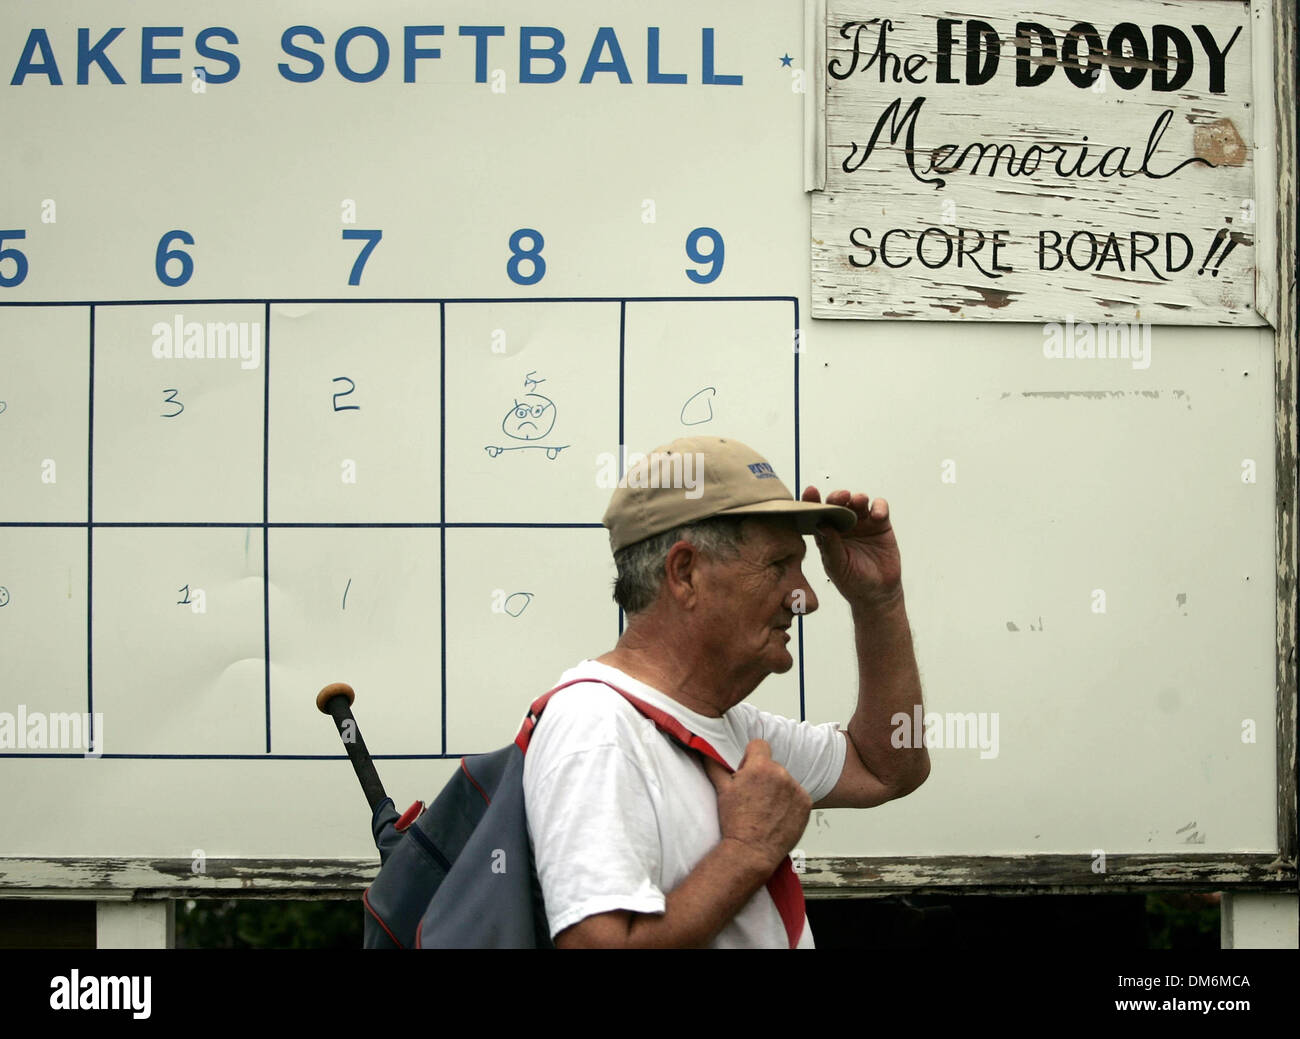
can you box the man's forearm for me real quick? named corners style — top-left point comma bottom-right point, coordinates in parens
top-left (846, 591), bottom-right (929, 793)
top-left (557, 837), bottom-right (776, 949)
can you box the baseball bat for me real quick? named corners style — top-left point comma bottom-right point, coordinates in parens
top-left (316, 681), bottom-right (389, 812)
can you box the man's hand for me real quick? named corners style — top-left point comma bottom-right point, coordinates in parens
top-left (704, 739), bottom-right (811, 874)
top-left (801, 486), bottom-right (903, 611)
top-left (554, 740), bottom-right (811, 949)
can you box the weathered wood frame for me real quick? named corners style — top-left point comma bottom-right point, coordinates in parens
top-left (0, 0), bottom-right (1293, 903)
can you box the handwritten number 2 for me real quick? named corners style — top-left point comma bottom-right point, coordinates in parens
top-left (332, 377), bottom-right (359, 411)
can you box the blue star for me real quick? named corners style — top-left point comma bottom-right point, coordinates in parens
top-left (779, 54), bottom-right (793, 67)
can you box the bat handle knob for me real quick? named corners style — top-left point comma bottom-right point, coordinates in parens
top-left (316, 681), bottom-right (355, 715)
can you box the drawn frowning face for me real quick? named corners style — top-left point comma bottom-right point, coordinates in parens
top-left (502, 394), bottom-right (555, 441)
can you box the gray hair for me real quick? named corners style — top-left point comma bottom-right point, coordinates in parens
top-left (612, 516), bottom-right (749, 614)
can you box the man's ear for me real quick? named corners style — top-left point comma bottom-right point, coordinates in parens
top-left (662, 540), bottom-right (702, 608)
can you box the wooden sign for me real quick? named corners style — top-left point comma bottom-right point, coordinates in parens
top-left (811, 1), bottom-right (1260, 324)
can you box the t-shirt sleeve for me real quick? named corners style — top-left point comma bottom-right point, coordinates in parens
top-left (524, 693), bottom-right (668, 939)
top-left (738, 705), bottom-right (847, 804)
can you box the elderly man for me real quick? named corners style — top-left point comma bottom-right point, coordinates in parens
top-left (522, 435), bottom-right (929, 948)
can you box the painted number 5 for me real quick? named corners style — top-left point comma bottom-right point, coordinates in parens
top-left (0, 230), bottom-right (28, 287)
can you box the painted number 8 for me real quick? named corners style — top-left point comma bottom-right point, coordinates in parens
top-left (507, 228), bottom-right (545, 285)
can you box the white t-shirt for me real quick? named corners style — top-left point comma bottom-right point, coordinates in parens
top-left (522, 659), bottom-right (847, 949)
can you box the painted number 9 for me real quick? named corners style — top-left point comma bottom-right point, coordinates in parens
top-left (155, 230), bottom-right (195, 287)
top-left (685, 227), bottom-right (724, 284)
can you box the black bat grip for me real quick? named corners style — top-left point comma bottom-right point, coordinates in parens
top-left (316, 683), bottom-right (389, 812)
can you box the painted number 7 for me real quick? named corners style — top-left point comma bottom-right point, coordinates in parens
top-left (343, 229), bottom-right (382, 286)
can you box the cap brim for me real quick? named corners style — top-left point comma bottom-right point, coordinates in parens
top-left (712, 499), bottom-right (858, 535)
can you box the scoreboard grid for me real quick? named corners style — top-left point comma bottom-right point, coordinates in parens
top-left (0, 293), bottom-right (803, 761)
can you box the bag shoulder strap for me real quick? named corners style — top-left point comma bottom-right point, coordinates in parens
top-left (514, 677), bottom-right (727, 771)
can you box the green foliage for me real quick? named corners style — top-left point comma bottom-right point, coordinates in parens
top-left (176, 898), bottom-right (363, 949)
top-left (1145, 893), bottom-right (1220, 949)
top-left (174, 892), bottom-right (1221, 949)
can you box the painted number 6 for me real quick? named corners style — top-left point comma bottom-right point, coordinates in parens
top-left (156, 230), bottom-right (195, 287)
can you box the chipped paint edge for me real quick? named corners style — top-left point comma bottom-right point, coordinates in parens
top-left (0, 853), bottom-right (1294, 900)
top-left (1271, 0), bottom-right (1298, 872)
top-left (1253, 0), bottom-right (1279, 327)
top-left (801, 853), bottom-right (1296, 896)
top-left (803, 0), bottom-right (828, 193)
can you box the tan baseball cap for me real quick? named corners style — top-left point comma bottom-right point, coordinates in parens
top-left (602, 436), bottom-right (858, 552)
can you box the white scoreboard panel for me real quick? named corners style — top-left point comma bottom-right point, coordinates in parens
top-left (0, 0), bottom-right (1288, 894)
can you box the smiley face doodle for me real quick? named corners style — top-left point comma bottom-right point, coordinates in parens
top-left (502, 394), bottom-right (556, 441)
top-left (0, 586), bottom-right (9, 608)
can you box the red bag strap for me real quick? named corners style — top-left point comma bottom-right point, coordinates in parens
top-left (514, 676), bottom-right (806, 948)
top-left (515, 677), bottom-right (725, 768)
top-left (514, 678), bottom-right (600, 752)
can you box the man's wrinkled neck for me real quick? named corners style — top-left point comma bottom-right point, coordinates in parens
top-left (597, 620), bottom-right (759, 718)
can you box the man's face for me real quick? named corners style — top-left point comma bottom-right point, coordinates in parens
top-left (692, 518), bottom-right (819, 686)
